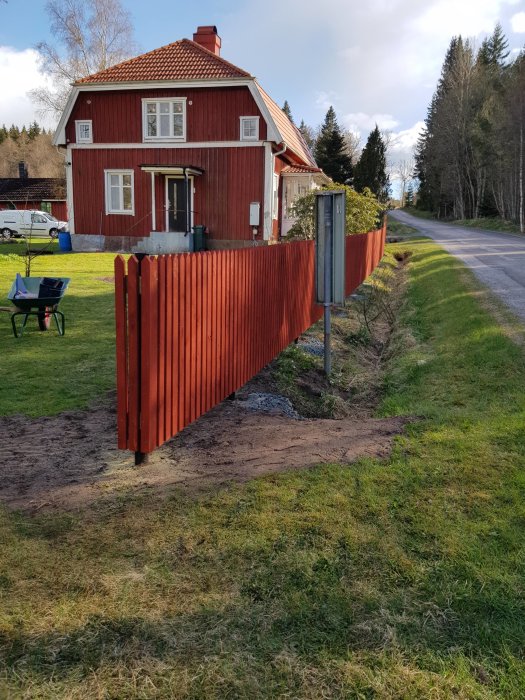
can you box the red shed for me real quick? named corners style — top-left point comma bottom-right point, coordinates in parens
top-left (53, 26), bottom-right (324, 253)
top-left (0, 166), bottom-right (67, 222)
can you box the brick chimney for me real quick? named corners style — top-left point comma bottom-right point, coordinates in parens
top-left (193, 26), bottom-right (221, 56)
top-left (18, 161), bottom-right (28, 179)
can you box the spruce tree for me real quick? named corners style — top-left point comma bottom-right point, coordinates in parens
top-left (405, 184), bottom-right (415, 208)
top-left (8, 124), bottom-right (20, 141)
top-left (28, 121), bottom-right (41, 140)
top-left (353, 125), bottom-right (389, 202)
top-left (282, 100), bottom-right (294, 123)
top-left (314, 106), bottom-right (353, 183)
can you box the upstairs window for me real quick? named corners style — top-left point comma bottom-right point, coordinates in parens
top-left (143, 98), bottom-right (186, 141)
top-left (240, 116), bottom-right (259, 141)
top-left (105, 170), bottom-right (134, 215)
top-left (76, 120), bottom-right (92, 143)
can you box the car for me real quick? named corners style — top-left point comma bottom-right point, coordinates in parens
top-left (0, 209), bottom-right (68, 240)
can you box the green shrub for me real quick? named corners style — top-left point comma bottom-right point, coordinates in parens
top-left (287, 183), bottom-right (383, 240)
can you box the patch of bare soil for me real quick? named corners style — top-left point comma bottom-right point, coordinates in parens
top-left (0, 397), bottom-right (409, 512)
top-left (0, 255), bottom-right (412, 513)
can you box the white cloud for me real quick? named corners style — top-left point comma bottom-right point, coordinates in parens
top-left (0, 46), bottom-right (53, 127)
top-left (511, 11), bottom-right (525, 32)
top-left (389, 121), bottom-right (426, 156)
top-left (343, 112), bottom-right (400, 137)
top-left (413, 0), bottom-right (506, 39)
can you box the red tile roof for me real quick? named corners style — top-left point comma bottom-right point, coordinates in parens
top-left (255, 83), bottom-right (317, 167)
top-left (76, 39), bottom-right (252, 84)
top-left (281, 164), bottom-right (322, 174)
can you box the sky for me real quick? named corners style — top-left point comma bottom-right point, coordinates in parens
top-left (1, 0), bottom-right (525, 173)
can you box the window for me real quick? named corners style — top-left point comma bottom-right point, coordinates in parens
top-left (142, 99), bottom-right (186, 141)
top-left (31, 213), bottom-right (47, 223)
top-left (105, 170), bottom-right (134, 215)
top-left (40, 201), bottom-right (52, 214)
top-left (240, 116), bottom-right (259, 141)
top-left (76, 120), bottom-right (92, 143)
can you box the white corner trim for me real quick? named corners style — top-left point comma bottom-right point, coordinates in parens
top-left (65, 145), bottom-right (75, 234)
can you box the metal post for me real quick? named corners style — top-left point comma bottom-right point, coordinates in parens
top-left (323, 196), bottom-right (332, 375)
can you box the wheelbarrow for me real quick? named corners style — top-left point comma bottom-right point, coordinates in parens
top-left (6, 275), bottom-right (70, 338)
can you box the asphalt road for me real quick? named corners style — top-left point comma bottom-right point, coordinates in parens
top-left (390, 209), bottom-right (525, 323)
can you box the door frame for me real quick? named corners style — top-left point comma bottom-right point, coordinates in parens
top-left (164, 175), bottom-right (194, 233)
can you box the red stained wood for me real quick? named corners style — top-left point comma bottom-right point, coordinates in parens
top-left (115, 227), bottom-right (386, 452)
top-left (67, 86), bottom-right (267, 144)
top-left (114, 255), bottom-right (128, 449)
top-left (126, 256), bottom-right (140, 451)
top-left (71, 146), bottom-right (265, 243)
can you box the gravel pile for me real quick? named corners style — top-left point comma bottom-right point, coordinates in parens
top-left (239, 392), bottom-right (301, 419)
top-left (298, 338), bottom-right (324, 357)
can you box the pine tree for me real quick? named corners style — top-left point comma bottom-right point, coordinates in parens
top-left (282, 100), bottom-right (294, 123)
top-left (0, 124), bottom-right (7, 144)
top-left (314, 107), bottom-right (353, 183)
top-left (353, 125), bottom-right (389, 202)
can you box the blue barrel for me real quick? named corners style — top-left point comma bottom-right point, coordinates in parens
top-left (58, 231), bottom-right (72, 252)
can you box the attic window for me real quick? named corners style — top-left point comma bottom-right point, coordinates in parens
top-left (143, 98), bottom-right (186, 141)
top-left (76, 120), bottom-right (92, 143)
top-left (240, 116), bottom-right (259, 141)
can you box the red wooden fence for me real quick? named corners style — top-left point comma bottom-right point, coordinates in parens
top-left (115, 223), bottom-right (386, 454)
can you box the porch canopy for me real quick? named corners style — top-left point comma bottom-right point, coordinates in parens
top-left (139, 164), bottom-right (204, 233)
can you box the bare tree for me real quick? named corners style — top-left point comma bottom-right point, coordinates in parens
top-left (395, 159), bottom-right (415, 207)
top-left (31, 0), bottom-right (137, 121)
top-left (343, 129), bottom-right (361, 165)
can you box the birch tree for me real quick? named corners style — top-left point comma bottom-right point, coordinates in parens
top-left (31, 0), bottom-right (137, 121)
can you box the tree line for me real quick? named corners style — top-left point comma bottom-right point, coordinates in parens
top-left (0, 122), bottom-right (64, 178)
top-left (284, 102), bottom-right (390, 203)
top-left (415, 24), bottom-right (524, 232)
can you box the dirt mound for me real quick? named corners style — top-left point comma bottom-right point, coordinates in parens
top-left (0, 397), bottom-right (409, 512)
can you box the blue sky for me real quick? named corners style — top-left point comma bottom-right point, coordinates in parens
top-left (1, 0), bottom-right (525, 167)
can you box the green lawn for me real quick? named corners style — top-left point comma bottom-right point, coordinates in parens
top-left (1, 237), bottom-right (525, 697)
top-left (0, 249), bottom-right (117, 415)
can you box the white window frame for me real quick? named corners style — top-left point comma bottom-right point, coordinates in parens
top-left (142, 98), bottom-right (187, 142)
top-left (240, 116), bottom-right (260, 141)
top-left (104, 169), bottom-right (135, 215)
top-left (75, 120), bottom-right (93, 144)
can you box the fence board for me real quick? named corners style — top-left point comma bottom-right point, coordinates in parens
top-left (115, 226), bottom-right (386, 454)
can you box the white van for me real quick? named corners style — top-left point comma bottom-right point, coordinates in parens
top-left (0, 210), bottom-right (68, 240)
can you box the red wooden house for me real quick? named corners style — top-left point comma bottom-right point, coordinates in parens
top-left (53, 26), bottom-right (326, 253)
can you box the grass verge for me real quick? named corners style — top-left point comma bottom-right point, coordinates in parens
top-left (1, 235), bottom-right (525, 697)
top-left (453, 217), bottom-right (522, 235)
top-left (0, 249), bottom-right (117, 415)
